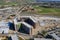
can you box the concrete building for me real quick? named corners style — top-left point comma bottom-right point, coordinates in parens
top-left (49, 33), bottom-right (60, 40)
top-left (13, 16), bottom-right (60, 35)
top-left (0, 20), bottom-right (15, 34)
top-left (14, 16), bottom-right (40, 35)
top-left (0, 21), bottom-right (9, 33)
top-left (20, 16), bottom-right (37, 28)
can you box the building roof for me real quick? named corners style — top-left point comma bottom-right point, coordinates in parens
top-left (0, 21), bottom-right (9, 27)
top-left (20, 16), bottom-right (37, 23)
top-left (0, 28), bottom-right (9, 33)
top-left (21, 22), bottom-right (32, 28)
top-left (39, 20), bottom-right (45, 26)
top-left (15, 21), bottom-right (32, 28)
top-left (11, 34), bottom-right (19, 40)
top-left (0, 21), bottom-right (9, 33)
top-left (50, 33), bottom-right (60, 40)
top-left (14, 18), bottom-right (18, 24)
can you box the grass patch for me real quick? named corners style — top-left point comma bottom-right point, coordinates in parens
top-left (17, 23), bottom-right (21, 28)
top-left (5, 2), bottom-right (18, 5)
top-left (0, 2), bottom-right (18, 6)
top-left (32, 5), bottom-right (60, 16)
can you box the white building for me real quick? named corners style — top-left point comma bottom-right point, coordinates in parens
top-left (0, 21), bottom-right (9, 33)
